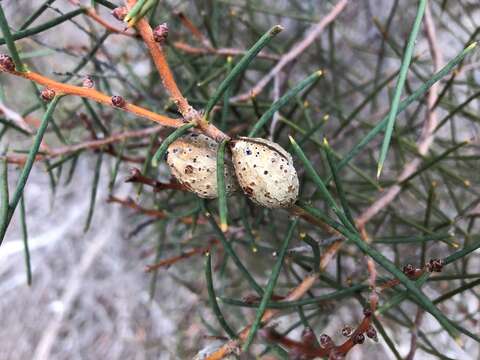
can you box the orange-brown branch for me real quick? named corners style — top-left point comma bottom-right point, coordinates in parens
top-left (175, 11), bottom-right (212, 49)
top-left (5, 70), bottom-right (183, 128)
top-left (126, 0), bottom-right (192, 117)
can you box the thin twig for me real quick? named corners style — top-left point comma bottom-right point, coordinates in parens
top-left (230, 0), bottom-right (348, 102)
top-left (205, 241), bottom-right (342, 359)
top-left (356, 2), bottom-right (443, 228)
top-left (173, 41), bottom-right (280, 60)
top-left (145, 239), bottom-right (219, 272)
top-left (2, 69), bottom-right (183, 128)
top-left (3, 126), bottom-right (164, 164)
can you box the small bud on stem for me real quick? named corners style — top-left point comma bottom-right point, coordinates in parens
top-left (153, 23), bottom-right (169, 43)
top-left (402, 264), bottom-right (416, 278)
top-left (427, 258), bottom-right (444, 272)
top-left (40, 88), bottom-right (56, 102)
top-left (111, 95), bottom-right (126, 108)
top-left (82, 76), bottom-right (94, 88)
top-left (352, 333), bottom-right (365, 345)
top-left (0, 54), bottom-right (15, 72)
top-left (112, 7), bottom-right (128, 21)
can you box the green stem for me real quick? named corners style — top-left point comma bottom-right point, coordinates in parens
top-left (299, 203), bottom-right (461, 342)
top-left (248, 70), bottom-right (322, 137)
top-left (216, 139), bottom-right (229, 232)
top-left (204, 25), bottom-right (283, 118)
top-left (242, 218), bottom-right (298, 351)
top-left (19, 195), bottom-right (32, 285)
top-left (0, 97), bottom-right (61, 246)
top-left (335, 42), bottom-right (477, 177)
top-left (0, 9), bottom-right (86, 46)
top-left (377, 0), bottom-right (427, 177)
top-left (205, 251), bottom-right (237, 338)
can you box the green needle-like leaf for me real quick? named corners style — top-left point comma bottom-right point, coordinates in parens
top-left (249, 70), bottom-right (322, 137)
top-left (0, 3), bottom-right (26, 71)
top-left (19, 195), bottom-right (32, 285)
top-left (125, 0), bottom-right (148, 22)
top-left (242, 218), bottom-right (298, 351)
top-left (216, 139), bottom-right (229, 232)
top-left (84, 151), bottom-right (103, 233)
top-left (0, 153), bottom-right (9, 241)
top-left (204, 203), bottom-right (264, 296)
top-left (0, 97), bottom-right (60, 246)
top-left (336, 41), bottom-right (477, 176)
top-left (377, 0), bottom-right (427, 178)
top-left (204, 25), bottom-right (283, 118)
top-left (205, 251), bottom-right (237, 338)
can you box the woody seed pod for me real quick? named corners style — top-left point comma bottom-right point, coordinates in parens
top-left (230, 137), bottom-right (299, 208)
top-left (166, 133), bottom-right (238, 199)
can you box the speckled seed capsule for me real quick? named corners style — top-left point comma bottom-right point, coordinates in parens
top-left (230, 137), bottom-right (299, 208)
top-left (166, 133), bottom-right (239, 199)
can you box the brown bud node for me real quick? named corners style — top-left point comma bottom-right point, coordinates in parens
top-left (0, 54), bottom-right (15, 72)
top-left (426, 258), bottom-right (444, 272)
top-left (319, 334), bottom-right (334, 349)
top-left (111, 95), bottom-right (126, 108)
top-left (341, 325), bottom-right (353, 337)
top-left (82, 76), bottom-right (94, 88)
top-left (40, 88), bottom-right (56, 102)
top-left (366, 325), bottom-right (378, 342)
top-left (153, 23), bottom-right (169, 43)
top-left (112, 7), bottom-right (128, 21)
top-left (352, 333), bottom-right (365, 345)
top-left (402, 263), bottom-right (416, 277)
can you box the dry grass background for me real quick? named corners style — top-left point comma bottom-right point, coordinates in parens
top-left (0, 1), bottom-right (479, 359)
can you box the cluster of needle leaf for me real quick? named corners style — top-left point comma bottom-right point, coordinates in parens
top-left (1, 1), bottom-right (479, 359)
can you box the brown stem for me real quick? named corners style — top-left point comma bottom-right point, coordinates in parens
top-left (108, 195), bottom-right (201, 225)
top-left (174, 11), bottom-right (212, 49)
top-left (173, 42), bottom-right (280, 61)
top-left (125, 168), bottom-right (187, 192)
top-left (145, 239), bottom-right (219, 272)
top-left (3, 69), bottom-right (183, 128)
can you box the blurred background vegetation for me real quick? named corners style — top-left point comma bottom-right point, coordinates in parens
top-left (0, 0), bottom-right (479, 359)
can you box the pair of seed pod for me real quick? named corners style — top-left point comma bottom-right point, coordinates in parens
top-left (165, 133), bottom-right (299, 208)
